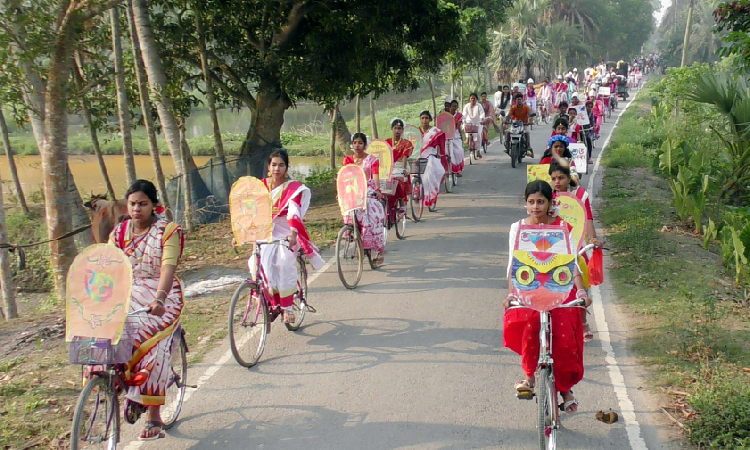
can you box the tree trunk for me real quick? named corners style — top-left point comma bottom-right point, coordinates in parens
top-left (73, 58), bottom-right (116, 200)
top-left (239, 84), bottom-right (290, 177)
top-left (110, 6), bottom-right (137, 185)
top-left (355, 94), bottom-right (361, 133)
top-left (130, 0), bottom-right (196, 175)
top-left (330, 103), bottom-right (337, 170)
top-left (369, 94), bottom-right (378, 139)
top-left (125, 0), bottom-right (170, 214)
top-left (195, 7), bottom-right (224, 161)
top-left (0, 107), bottom-right (29, 213)
top-left (43, 18), bottom-right (80, 301)
top-left (429, 75), bottom-right (437, 119)
top-left (0, 167), bottom-right (18, 319)
top-left (680, 0), bottom-right (694, 67)
top-left (333, 107), bottom-right (352, 152)
top-left (460, 75), bottom-right (464, 107)
top-left (178, 121), bottom-right (194, 232)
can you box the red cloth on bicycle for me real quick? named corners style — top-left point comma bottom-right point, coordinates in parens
top-left (588, 247), bottom-right (604, 286)
top-left (503, 217), bottom-right (584, 393)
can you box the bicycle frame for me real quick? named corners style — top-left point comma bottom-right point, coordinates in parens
top-left (242, 240), bottom-right (301, 326)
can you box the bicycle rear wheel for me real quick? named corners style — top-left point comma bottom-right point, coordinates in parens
top-left (336, 225), bottom-right (363, 289)
top-left (444, 173), bottom-right (452, 193)
top-left (70, 375), bottom-right (118, 450)
top-left (410, 179), bottom-right (424, 222)
top-left (537, 367), bottom-right (557, 450)
top-left (162, 330), bottom-right (187, 429)
top-left (285, 256), bottom-right (308, 331)
top-left (228, 282), bottom-right (268, 367)
top-left (395, 199), bottom-right (407, 240)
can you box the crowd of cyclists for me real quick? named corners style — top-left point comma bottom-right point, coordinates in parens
top-left (94, 55), bottom-right (653, 444)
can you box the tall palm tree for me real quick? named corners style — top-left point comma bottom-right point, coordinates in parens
top-left (549, 0), bottom-right (601, 40)
top-left (489, 0), bottom-right (550, 80)
top-left (537, 22), bottom-right (591, 75)
top-left (686, 0), bottom-right (722, 64)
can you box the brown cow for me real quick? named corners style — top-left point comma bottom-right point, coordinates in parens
top-left (84, 194), bottom-right (129, 243)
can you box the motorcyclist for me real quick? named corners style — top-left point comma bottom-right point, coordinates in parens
top-left (507, 94), bottom-right (533, 157)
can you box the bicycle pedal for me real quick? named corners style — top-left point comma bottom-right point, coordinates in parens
top-left (516, 391), bottom-right (536, 400)
top-left (185, 383), bottom-right (198, 389)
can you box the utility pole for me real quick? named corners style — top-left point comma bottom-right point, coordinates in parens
top-left (680, 0), bottom-right (694, 67)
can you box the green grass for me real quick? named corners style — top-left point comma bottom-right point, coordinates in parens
top-left (601, 88), bottom-right (750, 449)
top-left (3, 99), bottom-right (440, 158)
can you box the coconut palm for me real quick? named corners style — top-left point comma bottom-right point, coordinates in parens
top-left (686, 0), bottom-right (722, 64)
top-left (537, 22), bottom-right (591, 75)
top-left (489, 0), bottom-right (550, 80)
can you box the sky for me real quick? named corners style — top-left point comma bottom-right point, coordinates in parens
top-left (654, 0), bottom-right (672, 26)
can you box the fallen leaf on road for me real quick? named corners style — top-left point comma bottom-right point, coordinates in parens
top-left (596, 410), bottom-right (619, 424)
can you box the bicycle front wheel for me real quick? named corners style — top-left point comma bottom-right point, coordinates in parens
top-left (71, 375), bottom-right (118, 450)
top-left (285, 257), bottom-right (308, 331)
top-left (162, 330), bottom-right (187, 429)
top-left (537, 366), bottom-right (557, 450)
top-left (444, 172), bottom-right (452, 193)
top-left (395, 199), bottom-right (407, 240)
top-left (228, 282), bottom-right (268, 367)
top-left (336, 225), bottom-right (363, 289)
top-left (410, 179), bottom-right (424, 222)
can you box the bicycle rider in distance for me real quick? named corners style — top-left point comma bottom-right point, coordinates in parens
top-left (507, 94), bottom-right (534, 158)
top-left (502, 180), bottom-right (592, 414)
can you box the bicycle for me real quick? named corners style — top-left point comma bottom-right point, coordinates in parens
top-left (228, 240), bottom-right (309, 367)
top-left (69, 307), bottom-right (189, 449)
top-left (464, 123), bottom-right (481, 164)
top-left (335, 201), bottom-right (385, 288)
top-left (506, 243), bottom-right (596, 450)
top-left (382, 178), bottom-right (407, 240)
top-left (442, 149), bottom-right (454, 194)
top-left (408, 157), bottom-right (427, 222)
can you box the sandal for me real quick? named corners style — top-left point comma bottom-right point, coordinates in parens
top-left (560, 391), bottom-right (578, 415)
top-left (139, 421), bottom-right (165, 441)
top-left (583, 322), bottom-right (594, 343)
top-left (515, 379), bottom-right (534, 393)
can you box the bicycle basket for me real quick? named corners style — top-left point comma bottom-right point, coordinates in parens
top-left (380, 179), bottom-right (398, 195)
top-left (409, 158), bottom-right (428, 175)
top-left (464, 123), bottom-right (478, 134)
top-left (69, 323), bottom-right (139, 365)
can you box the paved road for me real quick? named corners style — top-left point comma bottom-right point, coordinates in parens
top-left (126, 92), bottom-right (682, 450)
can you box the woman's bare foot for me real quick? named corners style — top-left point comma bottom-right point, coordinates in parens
top-left (282, 311), bottom-right (295, 323)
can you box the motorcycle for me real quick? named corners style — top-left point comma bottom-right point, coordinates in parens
top-left (508, 120), bottom-right (527, 169)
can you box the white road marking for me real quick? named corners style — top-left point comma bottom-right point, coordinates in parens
top-left (122, 259), bottom-right (334, 449)
top-left (587, 95), bottom-right (650, 450)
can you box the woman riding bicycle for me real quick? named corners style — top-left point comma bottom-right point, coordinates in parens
top-left (549, 162), bottom-right (603, 342)
top-left (462, 93), bottom-right (485, 160)
top-left (418, 110), bottom-right (447, 207)
top-left (385, 118), bottom-right (414, 206)
top-left (449, 100), bottom-right (465, 177)
top-left (109, 180), bottom-right (183, 441)
top-left (503, 180), bottom-right (590, 414)
top-left (252, 150), bottom-right (325, 321)
top-left (343, 133), bottom-right (387, 264)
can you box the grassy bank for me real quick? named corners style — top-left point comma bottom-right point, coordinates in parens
top-left (599, 89), bottom-right (750, 448)
top-left (3, 98), bottom-right (442, 157)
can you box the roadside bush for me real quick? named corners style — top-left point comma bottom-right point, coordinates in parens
top-left (687, 363), bottom-right (750, 449)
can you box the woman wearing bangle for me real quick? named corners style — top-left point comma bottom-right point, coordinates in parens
top-left (342, 133), bottom-right (387, 265)
top-left (109, 180), bottom-right (184, 441)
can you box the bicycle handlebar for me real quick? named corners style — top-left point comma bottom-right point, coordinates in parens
top-left (507, 297), bottom-right (587, 311)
